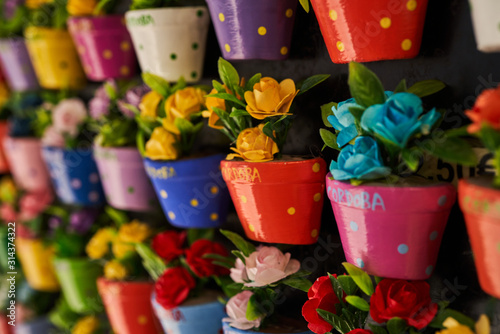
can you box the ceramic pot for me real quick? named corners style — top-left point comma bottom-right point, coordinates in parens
top-left (68, 15), bottom-right (137, 81)
top-left (94, 145), bottom-right (156, 211)
top-left (206, 0), bottom-right (297, 60)
top-left (0, 121), bottom-right (9, 173)
top-left (41, 147), bottom-right (105, 206)
top-left (97, 278), bottom-right (162, 334)
top-left (144, 154), bottom-right (229, 228)
top-left (221, 157), bottom-right (326, 245)
top-left (469, 0), bottom-right (500, 52)
top-left (24, 27), bottom-right (86, 89)
top-left (15, 317), bottom-right (55, 334)
top-left (52, 258), bottom-right (102, 313)
top-left (458, 176), bottom-right (500, 299)
top-left (2, 137), bottom-right (50, 192)
top-left (309, 0), bottom-right (428, 63)
top-left (0, 38), bottom-right (39, 91)
top-left (125, 6), bottom-right (209, 82)
top-left (326, 174), bottom-right (456, 280)
top-left (222, 320), bottom-right (313, 334)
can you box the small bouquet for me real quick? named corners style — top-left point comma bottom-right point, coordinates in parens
top-left (66, 0), bottom-right (117, 16)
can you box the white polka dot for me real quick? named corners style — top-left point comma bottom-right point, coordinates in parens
top-left (398, 244), bottom-right (409, 254)
top-left (350, 221), bottom-right (359, 232)
top-left (425, 265), bottom-right (433, 276)
top-left (71, 179), bottom-right (81, 189)
top-left (356, 258), bottom-right (365, 268)
top-left (430, 231), bottom-right (438, 241)
top-left (328, 186), bottom-right (331, 193)
top-left (89, 173), bottom-right (99, 183)
top-left (438, 195), bottom-right (447, 206)
top-left (89, 191), bottom-right (99, 202)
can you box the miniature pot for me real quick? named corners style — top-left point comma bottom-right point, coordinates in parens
top-left (309, 0), bottom-right (428, 63)
top-left (151, 292), bottom-right (225, 334)
top-left (0, 121), bottom-right (9, 173)
top-left (206, 0), bottom-right (297, 60)
top-left (458, 176), bottom-right (500, 299)
top-left (24, 27), bottom-right (86, 90)
top-left (0, 37), bottom-right (39, 91)
top-left (221, 157), bottom-right (326, 245)
top-left (68, 15), bottom-right (138, 81)
top-left (2, 137), bottom-right (50, 192)
top-left (52, 258), bottom-right (102, 314)
top-left (144, 154), bottom-right (229, 228)
top-left (469, 0), bottom-right (500, 52)
top-left (15, 317), bottom-right (55, 334)
top-left (326, 174), bottom-right (456, 280)
top-left (125, 6), bottom-right (209, 83)
top-left (41, 147), bottom-right (105, 206)
top-left (16, 237), bottom-right (59, 292)
top-left (222, 320), bottom-right (313, 334)
top-left (94, 145), bottom-right (156, 211)
top-left (97, 278), bottom-right (162, 334)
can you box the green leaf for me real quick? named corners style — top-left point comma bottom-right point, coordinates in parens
top-left (142, 72), bottom-right (170, 97)
top-left (369, 324), bottom-right (389, 334)
top-left (187, 228), bottom-right (214, 245)
top-left (428, 309), bottom-right (475, 330)
top-left (401, 147), bottom-right (422, 172)
top-left (479, 125), bottom-right (500, 152)
top-left (342, 262), bottom-right (374, 296)
top-left (174, 117), bottom-right (194, 136)
top-left (345, 296), bottom-right (370, 311)
top-left (281, 277), bottom-right (313, 292)
top-left (407, 80), bottom-right (446, 98)
top-left (329, 274), bottom-right (345, 303)
top-left (245, 73), bottom-right (262, 91)
top-left (105, 207), bottom-right (128, 226)
top-left (299, 0), bottom-right (310, 12)
top-left (320, 129), bottom-right (340, 151)
top-left (337, 275), bottom-right (358, 295)
top-left (394, 79), bottom-right (407, 93)
top-left (247, 294), bottom-right (265, 321)
top-left (423, 136), bottom-right (477, 166)
top-left (321, 102), bottom-right (336, 127)
top-left (212, 80), bottom-right (225, 93)
top-left (374, 276), bottom-right (384, 284)
top-left (220, 230), bottom-right (256, 257)
top-left (229, 109), bottom-right (251, 117)
top-left (297, 74), bottom-right (330, 96)
top-left (231, 250), bottom-right (246, 264)
top-left (206, 92), bottom-right (247, 108)
top-left (348, 105), bottom-right (366, 124)
top-left (171, 77), bottom-right (187, 93)
top-left (262, 122), bottom-right (276, 141)
top-left (218, 57), bottom-right (240, 94)
top-left (386, 317), bottom-right (407, 334)
top-left (317, 309), bottom-right (351, 334)
top-left (348, 62), bottom-right (386, 108)
top-left (135, 243), bottom-right (167, 280)
top-left (136, 130), bottom-right (146, 156)
top-left (104, 81), bottom-right (118, 100)
top-left (444, 126), bottom-right (470, 138)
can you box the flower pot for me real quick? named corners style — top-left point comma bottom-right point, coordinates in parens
top-left (326, 174), bottom-right (456, 280)
top-left (144, 154), bottom-right (229, 228)
top-left (0, 314), bottom-right (12, 334)
top-left (221, 157), bottom-right (326, 245)
top-left (41, 147), bottom-right (105, 206)
top-left (2, 137), bottom-right (50, 192)
top-left (469, 1), bottom-right (500, 52)
top-left (16, 237), bottom-right (59, 292)
top-left (0, 122), bottom-right (9, 173)
top-left (97, 278), bottom-right (162, 334)
top-left (222, 320), bottom-right (313, 334)
top-left (458, 176), bottom-right (500, 299)
top-left (24, 27), bottom-right (86, 90)
top-left (52, 258), bottom-right (102, 313)
top-left (68, 15), bottom-right (138, 81)
top-left (206, 0), bottom-right (297, 60)
top-left (309, 0), bottom-right (428, 63)
top-left (15, 317), bottom-right (55, 334)
top-left (151, 292), bottom-right (225, 334)
top-left (125, 6), bottom-right (209, 83)
top-left (0, 38), bottom-right (39, 91)
top-left (94, 146), bottom-right (156, 211)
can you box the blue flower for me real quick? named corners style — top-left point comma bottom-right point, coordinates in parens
top-left (330, 136), bottom-right (391, 181)
top-left (360, 92), bottom-right (440, 148)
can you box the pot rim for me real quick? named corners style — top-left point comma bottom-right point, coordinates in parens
top-left (125, 5), bottom-right (207, 17)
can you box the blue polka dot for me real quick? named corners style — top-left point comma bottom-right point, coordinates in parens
top-left (430, 231), bottom-right (438, 241)
top-left (328, 186), bottom-right (331, 193)
top-left (356, 258), bottom-right (365, 268)
top-left (425, 265), bottom-right (433, 276)
top-left (350, 221), bottom-right (359, 232)
top-left (438, 195), bottom-right (447, 206)
top-left (398, 244), bottom-right (409, 254)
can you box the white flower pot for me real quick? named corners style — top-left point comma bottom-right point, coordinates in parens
top-left (125, 6), bottom-right (209, 82)
top-left (470, 0), bottom-right (500, 52)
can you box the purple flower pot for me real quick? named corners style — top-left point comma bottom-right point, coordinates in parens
top-left (68, 15), bottom-right (138, 81)
top-left (206, 0), bottom-right (298, 60)
top-left (0, 38), bottom-right (39, 91)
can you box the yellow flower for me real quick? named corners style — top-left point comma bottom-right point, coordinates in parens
top-left (0, 83), bottom-right (9, 108)
top-left (85, 228), bottom-right (115, 259)
top-left (118, 220), bottom-right (152, 243)
top-left (201, 88), bottom-right (225, 130)
top-left (111, 241), bottom-right (135, 259)
top-left (140, 91), bottom-right (163, 120)
top-left (437, 315), bottom-right (490, 334)
top-left (227, 124), bottom-right (279, 162)
top-left (145, 127), bottom-right (180, 161)
top-left (72, 316), bottom-right (99, 334)
top-left (244, 77), bottom-right (299, 120)
top-left (104, 260), bottom-right (128, 280)
top-left (162, 87), bottom-right (205, 134)
top-left (0, 177), bottom-right (17, 204)
top-left (25, 0), bottom-right (53, 9)
top-left (67, 0), bottom-right (98, 16)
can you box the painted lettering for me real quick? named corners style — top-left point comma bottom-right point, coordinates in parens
top-left (330, 187), bottom-right (386, 211)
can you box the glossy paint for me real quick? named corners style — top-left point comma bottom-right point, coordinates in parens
top-left (0, 38), bottom-right (39, 91)
top-left (469, 0), bottom-right (500, 52)
top-left (0, 122), bottom-right (9, 173)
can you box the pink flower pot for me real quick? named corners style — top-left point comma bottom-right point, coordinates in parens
top-left (68, 15), bottom-right (138, 81)
top-left (94, 146), bottom-right (156, 212)
top-left (326, 173), bottom-right (456, 280)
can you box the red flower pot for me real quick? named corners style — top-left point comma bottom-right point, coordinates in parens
top-left (0, 314), bottom-right (12, 334)
top-left (0, 122), bottom-right (10, 174)
top-left (221, 157), bottom-right (326, 245)
top-left (309, 0), bottom-right (428, 63)
top-left (97, 278), bottom-right (162, 334)
top-left (458, 177), bottom-right (500, 299)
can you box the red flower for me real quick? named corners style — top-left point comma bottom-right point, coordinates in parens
top-left (370, 279), bottom-right (438, 330)
top-left (185, 239), bottom-right (229, 278)
top-left (466, 86), bottom-right (500, 133)
top-left (152, 231), bottom-right (186, 262)
top-left (347, 330), bottom-right (373, 334)
top-left (302, 275), bottom-right (341, 334)
top-left (155, 267), bottom-right (195, 310)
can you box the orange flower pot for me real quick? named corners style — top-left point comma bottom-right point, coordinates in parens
top-left (221, 157), bottom-right (326, 245)
top-left (458, 176), bottom-right (500, 299)
top-left (0, 122), bottom-right (9, 173)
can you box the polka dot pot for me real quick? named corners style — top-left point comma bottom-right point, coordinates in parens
top-left (15, 317), bottom-right (56, 334)
top-left (0, 122), bottom-right (9, 174)
top-left (326, 173), bottom-right (456, 280)
top-left (144, 154), bottom-right (230, 229)
top-left (206, 0), bottom-right (298, 60)
top-left (41, 147), bottom-right (105, 206)
top-left (68, 15), bottom-right (138, 81)
top-left (459, 176), bottom-right (500, 299)
top-left (221, 157), bottom-right (326, 245)
top-left (309, 0), bottom-right (429, 63)
top-left (125, 7), bottom-right (209, 83)
top-left (94, 146), bottom-right (157, 212)
top-left (0, 37), bottom-right (39, 91)
top-left (97, 279), bottom-right (162, 334)
top-left (24, 27), bottom-right (86, 90)
top-left (222, 319), bottom-right (313, 334)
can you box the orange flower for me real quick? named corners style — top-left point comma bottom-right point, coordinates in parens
top-left (202, 88), bottom-right (225, 129)
top-left (466, 86), bottom-right (500, 133)
top-left (145, 127), bottom-right (179, 161)
top-left (140, 91), bottom-right (163, 120)
top-left (163, 87), bottom-right (205, 134)
top-left (67, 0), bottom-right (98, 16)
top-left (25, 0), bottom-right (53, 9)
top-left (227, 124), bottom-right (278, 162)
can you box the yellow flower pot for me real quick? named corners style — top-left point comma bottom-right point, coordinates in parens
top-left (24, 27), bottom-right (86, 90)
top-left (16, 237), bottom-right (59, 292)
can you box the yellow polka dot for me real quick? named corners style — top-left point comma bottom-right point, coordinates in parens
top-left (241, 195), bottom-right (247, 203)
top-left (219, 13), bottom-right (225, 22)
top-left (288, 207), bottom-right (296, 215)
top-left (249, 224), bottom-right (255, 232)
top-left (210, 213), bottom-right (218, 221)
top-left (190, 199), bottom-right (199, 207)
top-left (314, 193), bottom-right (322, 202)
top-left (121, 41), bottom-right (130, 51)
top-left (329, 9), bottom-right (337, 21)
top-left (258, 26), bottom-right (267, 36)
top-left (210, 186), bottom-right (219, 194)
top-left (120, 66), bottom-right (130, 76)
top-left (380, 17), bottom-right (391, 29)
top-left (138, 315), bottom-right (148, 325)
top-left (160, 190), bottom-right (168, 199)
top-left (168, 212), bottom-right (176, 220)
top-left (402, 39), bottom-right (412, 51)
top-left (225, 44), bottom-right (231, 52)
top-left (280, 46), bottom-right (288, 55)
top-left (312, 162), bottom-right (321, 172)
top-left (407, 0), bottom-right (417, 11)
top-left (285, 8), bottom-right (293, 18)
top-left (103, 49), bottom-right (113, 59)
top-left (311, 229), bottom-right (318, 238)
top-left (336, 41), bottom-right (345, 52)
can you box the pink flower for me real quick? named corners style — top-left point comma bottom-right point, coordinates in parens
top-left (52, 98), bottom-right (87, 137)
top-left (223, 291), bottom-right (262, 330)
top-left (230, 258), bottom-right (248, 284)
top-left (41, 126), bottom-right (65, 148)
top-left (18, 190), bottom-right (53, 222)
top-left (0, 203), bottom-right (17, 222)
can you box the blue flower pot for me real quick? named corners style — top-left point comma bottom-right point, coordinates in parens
top-left (41, 147), bottom-right (105, 206)
top-left (144, 154), bottom-right (229, 228)
top-left (15, 317), bottom-right (55, 334)
top-left (222, 320), bottom-right (313, 334)
top-left (151, 293), bottom-right (226, 334)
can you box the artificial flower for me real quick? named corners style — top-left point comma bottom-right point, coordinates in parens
top-left (347, 330), bottom-right (373, 334)
top-left (86, 228), bottom-right (115, 259)
top-left (140, 90), bottom-right (162, 120)
top-left (152, 231), bottom-right (186, 262)
top-left (25, 0), bottom-right (53, 9)
top-left (111, 240), bottom-right (135, 259)
top-left (328, 98), bottom-right (359, 148)
top-left (162, 87), bottom-right (205, 135)
top-left (71, 315), bottom-right (99, 334)
top-left (437, 315), bottom-right (490, 334)
top-left (104, 260), bottom-right (128, 280)
top-left (0, 204), bottom-right (17, 222)
top-left (0, 177), bottom-right (17, 204)
top-left (202, 88), bottom-right (225, 129)
top-left (69, 209), bottom-right (98, 234)
top-left (18, 190), bottom-right (53, 222)
top-left (67, 0), bottom-right (98, 16)
top-left (52, 98), bottom-right (88, 138)
top-left (465, 86), bottom-right (500, 133)
top-left (223, 291), bottom-right (263, 330)
top-left (185, 239), bottom-right (229, 278)
top-left (145, 127), bottom-right (179, 160)
top-left (155, 267), bottom-right (195, 310)
top-left (244, 77), bottom-right (299, 120)
top-left (118, 84), bottom-right (150, 118)
top-left (41, 125), bottom-right (65, 148)
top-left (117, 220), bottom-right (152, 243)
top-left (89, 93), bottom-right (110, 120)
top-left (302, 275), bottom-right (341, 334)
top-left (226, 124), bottom-right (279, 162)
